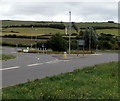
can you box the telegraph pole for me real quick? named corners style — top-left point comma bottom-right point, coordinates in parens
top-left (68, 11), bottom-right (71, 54)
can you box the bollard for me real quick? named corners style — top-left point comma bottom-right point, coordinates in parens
top-left (63, 52), bottom-right (67, 58)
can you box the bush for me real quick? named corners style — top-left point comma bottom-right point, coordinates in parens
top-left (46, 33), bottom-right (68, 52)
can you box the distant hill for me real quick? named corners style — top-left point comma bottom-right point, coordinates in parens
top-left (1, 20), bottom-right (119, 29)
top-left (0, 20), bottom-right (119, 36)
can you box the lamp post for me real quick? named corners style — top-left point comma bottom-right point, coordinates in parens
top-left (35, 28), bottom-right (38, 50)
top-left (31, 26), bottom-right (33, 49)
top-left (89, 27), bottom-right (93, 53)
top-left (68, 11), bottom-right (71, 54)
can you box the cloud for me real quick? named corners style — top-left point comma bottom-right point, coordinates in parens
top-left (0, 2), bottom-right (118, 22)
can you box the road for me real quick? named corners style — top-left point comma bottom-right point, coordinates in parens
top-left (1, 47), bottom-right (118, 88)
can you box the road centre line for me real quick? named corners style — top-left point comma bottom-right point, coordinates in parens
top-left (27, 63), bottom-right (43, 67)
top-left (1, 59), bottom-right (70, 71)
top-left (0, 66), bottom-right (20, 71)
top-left (45, 59), bottom-right (62, 64)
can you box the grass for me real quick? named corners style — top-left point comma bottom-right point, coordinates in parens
top-left (1, 28), bottom-right (66, 36)
top-left (2, 61), bottom-right (119, 99)
top-left (2, 28), bottom-right (119, 36)
top-left (2, 38), bottom-right (46, 45)
top-left (96, 29), bottom-right (118, 36)
top-left (1, 20), bottom-right (119, 36)
top-left (18, 49), bottom-right (93, 54)
top-left (97, 50), bottom-right (120, 53)
top-left (2, 20), bottom-right (119, 28)
top-left (76, 22), bottom-right (119, 28)
top-left (0, 54), bottom-right (16, 60)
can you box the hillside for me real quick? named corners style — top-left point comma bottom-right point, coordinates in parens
top-left (1, 20), bottom-right (119, 28)
top-left (0, 20), bottom-right (119, 36)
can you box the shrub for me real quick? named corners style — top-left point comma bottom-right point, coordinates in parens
top-left (46, 33), bottom-right (68, 52)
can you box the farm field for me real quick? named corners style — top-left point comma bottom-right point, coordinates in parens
top-left (1, 28), bottom-right (66, 36)
top-left (1, 38), bottom-right (46, 45)
top-left (96, 29), bottom-right (118, 36)
top-left (1, 20), bottom-right (62, 27)
top-left (1, 20), bottom-right (119, 36)
top-left (75, 22), bottom-right (119, 28)
top-left (1, 28), bottom-right (118, 36)
top-left (1, 20), bottom-right (119, 28)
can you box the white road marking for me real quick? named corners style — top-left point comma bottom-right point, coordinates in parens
top-left (91, 54), bottom-right (102, 55)
top-left (1, 59), bottom-right (69, 71)
top-left (0, 66), bottom-right (20, 71)
top-left (45, 61), bottom-right (54, 64)
top-left (27, 63), bottom-right (42, 67)
top-left (63, 60), bottom-right (70, 61)
top-left (45, 59), bottom-right (63, 64)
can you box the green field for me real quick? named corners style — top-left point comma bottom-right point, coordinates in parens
top-left (96, 29), bottom-right (118, 36)
top-left (1, 38), bottom-right (46, 45)
top-left (2, 28), bottom-right (66, 36)
top-left (2, 62), bottom-right (119, 99)
top-left (1, 20), bottom-right (119, 28)
top-left (1, 20), bottom-right (119, 36)
top-left (76, 22), bottom-right (119, 28)
top-left (1, 20), bottom-right (61, 27)
top-left (1, 28), bottom-right (119, 36)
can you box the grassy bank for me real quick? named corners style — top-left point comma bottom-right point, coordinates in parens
top-left (2, 62), bottom-right (119, 99)
top-left (0, 54), bottom-right (16, 60)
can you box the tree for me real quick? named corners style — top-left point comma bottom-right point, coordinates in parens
top-left (98, 33), bottom-right (118, 49)
top-left (79, 28), bottom-right (97, 49)
top-left (46, 33), bottom-right (68, 51)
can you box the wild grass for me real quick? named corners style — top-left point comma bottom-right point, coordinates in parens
top-left (0, 54), bottom-right (16, 60)
top-left (2, 61), bottom-right (119, 99)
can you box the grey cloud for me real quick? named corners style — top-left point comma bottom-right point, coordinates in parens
top-left (0, 2), bottom-right (118, 22)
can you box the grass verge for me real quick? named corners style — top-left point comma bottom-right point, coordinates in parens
top-left (2, 62), bottom-right (119, 99)
top-left (97, 50), bottom-right (120, 53)
top-left (18, 50), bottom-right (94, 54)
top-left (0, 54), bottom-right (16, 60)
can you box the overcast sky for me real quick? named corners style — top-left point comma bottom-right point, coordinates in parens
top-left (0, 0), bottom-right (119, 22)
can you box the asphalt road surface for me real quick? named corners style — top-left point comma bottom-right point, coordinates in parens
top-left (1, 47), bottom-right (118, 88)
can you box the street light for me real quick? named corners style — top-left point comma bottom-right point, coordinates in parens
top-left (35, 28), bottom-right (38, 50)
top-left (31, 26), bottom-right (33, 49)
top-left (68, 11), bottom-right (71, 54)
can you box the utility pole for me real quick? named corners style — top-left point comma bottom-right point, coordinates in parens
top-left (68, 11), bottom-right (71, 54)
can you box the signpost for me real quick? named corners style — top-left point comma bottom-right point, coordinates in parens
top-left (78, 40), bottom-right (85, 56)
top-left (78, 40), bottom-right (85, 46)
top-left (42, 44), bottom-right (45, 54)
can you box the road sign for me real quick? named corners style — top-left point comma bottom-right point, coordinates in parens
top-left (42, 44), bottom-right (44, 48)
top-left (78, 40), bottom-right (85, 46)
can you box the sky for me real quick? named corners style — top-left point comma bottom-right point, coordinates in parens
top-left (0, 0), bottom-right (119, 22)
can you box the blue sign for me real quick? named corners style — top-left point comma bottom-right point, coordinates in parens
top-left (78, 40), bottom-right (85, 46)
top-left (42, 44), bottom-right (44, 48)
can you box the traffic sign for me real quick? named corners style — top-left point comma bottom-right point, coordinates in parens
top-left (78, 40), bottom-right (85, 46)
top-left (42, 44), bottom-right (45, 48)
